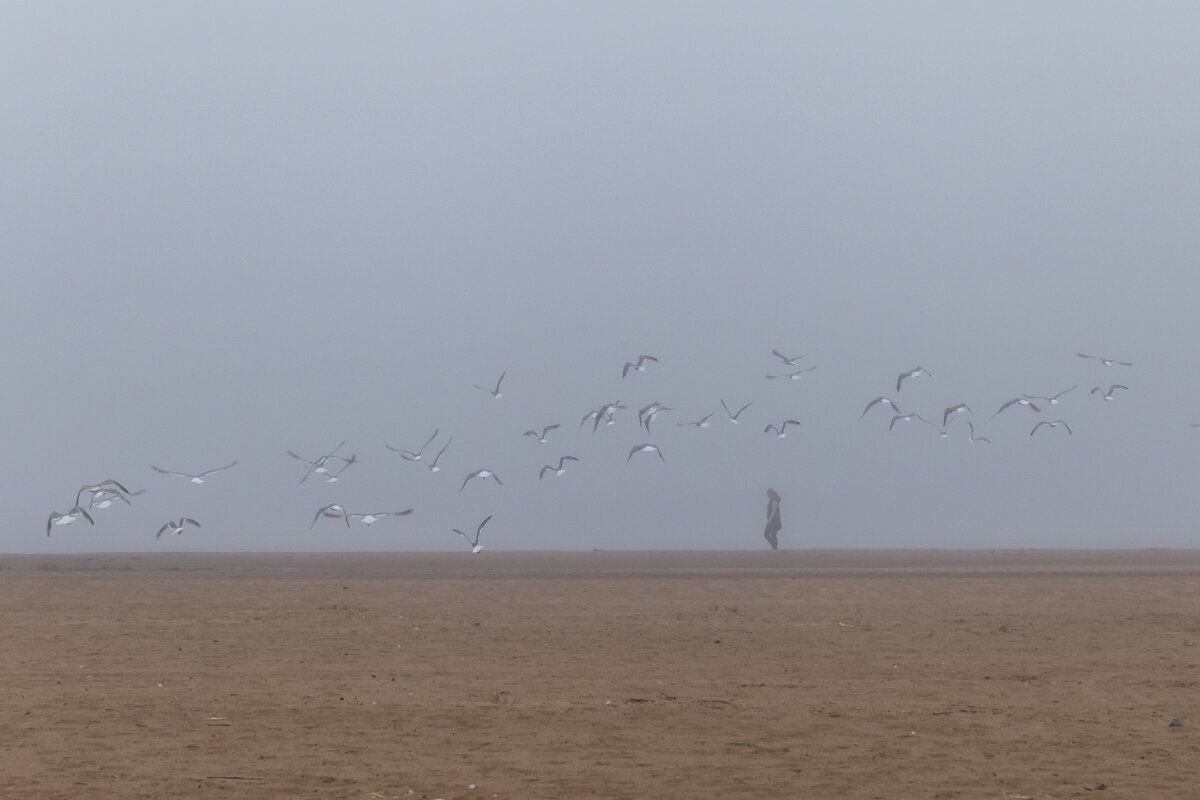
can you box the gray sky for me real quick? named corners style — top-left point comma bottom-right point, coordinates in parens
top-left (4, 2), bottom-right (1199, 552)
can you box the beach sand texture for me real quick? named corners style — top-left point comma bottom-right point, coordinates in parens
top-left (2, 550), bottom-right (1199, 798)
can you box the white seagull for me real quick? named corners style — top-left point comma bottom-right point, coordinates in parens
top-left (349, 510), bottom-right (413, 526)
top-left (311, 503), bottom-right (350, 528)
top-left (896, 367), bottom-right (933, 392)
top-left (287, 441), bottom-right (347, 484)
top-left (720, 399), bottom-right (753, 424)
top-left (942, 403), bottom-right (973, 428)
top-left (638, 401), bottom-right (672, 436)
top-left (622, 355), bottom-right (659, 378)
top-left (424, 438), bottom-right (452, 473)
top-left (992, 398), bottom-right (1041, 418)
top-left (1091, 384), bottom-right (1128, 401)
top-left (771, 349), bottom-right (807, 366)
top-left (1077, 353), bottom-right (1132, 367)
top-left (150, 461), bottom-right (238, 485)
top-left (1023, 386), bottom-right (1077, 406)
top-left (966, 421), bottom-right (991, 445)
top-left (74, 479), bottom-right (131, 507)
top-left (47, 506), bottom-right (94, 537)
top-left (627, 443), bottom-right (665, 463)
top-left (385, 429), bottom-right (439, 461)
top-left (318, 454), bottom-right (358, 483)
top-left (474, 371), bottom-right (506, 399)
top-left (460, 469), bottom-right (503, 492)
top-left (539, 456), bottom-right (580, 479)
top-left (1031, 419), bottom-right (1072, 436)
top-left (156, 517), bottom-right (200, 539)
top-left (767, 366), bottom-right (817, 380)
top-left (452, 515), bottom-right (492, 554)
top-left (593, 402), bottom-right (625, 433)
top-left (764, 420), bottom-right (802, 438)
top-left (889, 413), bottom-right (929, 431)
top-left (677, 411), bottom-right (716, 429)
top-left (89, 488), bottom-right (145, 511)
top-left (861, 396), bottom-right (903, 418)
top-left (523, 424), bottom-right (560, 444)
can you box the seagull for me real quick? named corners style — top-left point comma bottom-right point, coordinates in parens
top-left (89, 488), bottom-right (145, 511)
top-left (622, 355), bottom-right (659, 378)
top-left (767, 366), bottom-right (817, 380)
top-left (349, 510), bottom-right (413, 526)
top-left (966, 421), bottom-right (991, 444)
top-left (287, 441), bottom-right (347, 484)
top-left (47, 506), bottom-right (94, 537)
top-left (452, 515), bottom-right (492, 554)
top-left (889, 413), bottom-right (929, 431)
top-left (523, 424), bottom-right (560, 444)
top-left (720, 399), bottom-right (753, 424)
top-left (1031, 419), bottom-right (1072, 436)
top-left (385, 429), bottom-right (439, 461)
top-left (896, 367), bottom-right (932, 392)
top-left (156, 517), bottom-right (200, 539)
top-left (942, 403), bottom-right (973, 428)
top-left (861, 396), bottom-right (903, 418)
top-left (318, 454), bottom-right (358, 483)
top-left (1023, 386), bottom-right (1077, 406)
top-left (150, 461), bottom-right (238, 485)
top-left (771, 349), bottom-right (807, 366)
top-left (424, 438), bottom-right (451, 472)
top-left (593, 401), bottom-right (625, 433)
top-left (764, 420), bottom-right (802, 438)
top-left (74, 479), bottom-right (131, 507)
top-left (922, 418), bottom-right (951, 439)
top-left (539, 456), bottom-right (579, 479)
top-left (311, 503), bottom-right (350, 528)
top-left (638, 402), bottom-right (672, 435)
top-left (992, 398), bottom-right (1041, 418)
top-left (1091, 384), bottom-right (1129, 401)
top-left (460, 469), bottom-right (503, 491)
top-left (627, 443), bottom-right (665, 463)
top-left (676, 411), bottom-right (716, 429)
top-left (580, 408), bottom-right (602, 430)
top-left (474, 371), bottom-right (506, 399)
top-left (1077, 353), bottom-right (1132, 367)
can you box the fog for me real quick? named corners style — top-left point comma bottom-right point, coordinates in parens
top-left (4, 2), bottom-right (1198, 552)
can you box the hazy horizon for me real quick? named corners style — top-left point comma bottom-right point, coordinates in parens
top-left (4, 3), bottom-right (1199, 553)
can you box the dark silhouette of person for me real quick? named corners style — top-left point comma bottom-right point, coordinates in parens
top-left (764, 488), bottom-right (782, 550)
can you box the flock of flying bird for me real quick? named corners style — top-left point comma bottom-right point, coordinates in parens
top-left (45, 350), bottom-right (1141, 551)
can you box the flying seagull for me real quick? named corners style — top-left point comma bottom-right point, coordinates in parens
top-left (764, 420), bottom-right (802, 438)
top-left (47, 506), bottom-right (94, 537)
top-left (385, 429), bottom-right (439, 461)
top-left (861, 396), bottom-right (903, 418)
top-left (942, 403), bottom-right (973, 428)
top-left (74, 479), bottom-right (131, 507)
top-left (771, 349), bottom-right (807, 366)
top-left (89, 488), bottom-right (145, 511)
top-left (474, 371), bottom-right (506, 399)
top-left (767, 366), bottom-right (817, 380)
top-left (966, 421), bottom-right (991, 445)
top-left (889, 413), bottom-right (929, 431)
top-left (593, 401), bottom-right (625, 433)
top-left (677, 411), bottom-right (716, 429)
top-left (627, 443), bottom-right (665, 463)
top-left (1077, 353), bottom-right (1132, 367)
top-left (349, 510), bottom-right (413, 526)
top-left (992, 398), bottom-right (1041, 418)
top-left (460, 469), bottom-right (503, 491)
top-left (1031, 419), bottom-right (1072, 436)
top-left (896, 367), bottom-right (932, 392)
top-left (452, 514), bottom-right (492, 554)
top-left (638, 401), bottom-right (672, 436)
top-left (1091, 384), bottom-right (1129, 401)
top-left (539, 456), bottom-right (580, 479)
top-left (622, 354), bottom-right (659, 378)
top-left (311, 503), bottom-right (350, 528)
top-left (156, 517), bottom-right (200, 539)
top-left (720, 399), bottom-right (753, 424)
top-left (423, 438), bottom-right (451, 473)
top-left (287, 441), bottom-right (347, 484)
top-left (318, 454), bottom-right (358, 483)
top-left (523, 424), bottom-right (560, 444)
top-left (152, 461), bottom-right (238, 485)
top-left (1023, 386), bottom-right (1077, 406)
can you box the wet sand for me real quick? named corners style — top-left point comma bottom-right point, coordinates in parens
top-left (2, 550), bottom-right (1199, 798)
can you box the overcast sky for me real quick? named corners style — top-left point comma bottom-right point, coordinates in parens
top-left (3, 2), bottom-right (1198, 552)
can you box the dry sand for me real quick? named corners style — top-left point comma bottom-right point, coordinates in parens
top-left (2, 550), bottom-right (1199, 799)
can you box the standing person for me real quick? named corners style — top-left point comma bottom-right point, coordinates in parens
top-left (764, 488), bottom-right (782, 550)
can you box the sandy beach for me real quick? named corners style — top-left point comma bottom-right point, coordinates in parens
top-left (2, 550), bottom-right (1199, 799)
